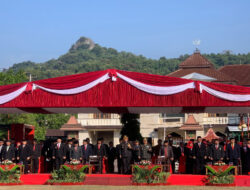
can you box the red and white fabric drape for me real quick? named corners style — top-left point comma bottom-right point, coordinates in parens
top-left (0, 69), bottom-right (250, 105)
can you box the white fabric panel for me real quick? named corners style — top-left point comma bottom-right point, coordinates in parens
top-left (200, 84), bottom-right (250, 102)
top-left (0, 85), bottom-right (27, 105)
top-left (117, 73), bottom-right (195, 95)
top-left (33, 73), bottom-right (110, 95)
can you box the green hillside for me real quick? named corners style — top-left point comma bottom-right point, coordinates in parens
top-left (9, 37), bottom-right (250, 80)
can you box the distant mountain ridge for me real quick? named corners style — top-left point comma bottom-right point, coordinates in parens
top-left (9, 37), bottom-right (250, 80)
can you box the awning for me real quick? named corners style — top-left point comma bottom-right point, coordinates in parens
top-left (0, 69), bottom-right (250, 114)
top-left (227, 126), bottom-right (248, 132)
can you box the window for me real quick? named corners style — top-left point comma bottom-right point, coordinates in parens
top-left (160, 113), bottom-right (184, 118)
top-left (163, 118), bottom-right (180, 122)
top-left (208, 113), bottom-right (227, 117)
top-left (93, 113), bottom-right (112, 119)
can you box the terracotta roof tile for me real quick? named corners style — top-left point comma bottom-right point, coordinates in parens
top-left (66, 116), bottom-right (79, 125)
top-left (219, 65), bottom-right (250, 86)
top-left (179, 51), bottom-right (214, 68)
top-left (180, 115), bottom-right (203, 130)
top-left (185, 114), bottom-right (198, 125)
top-left (168, 51), bottom-right (237, 84)
top-left (168, 68), bottom-right (236, 83)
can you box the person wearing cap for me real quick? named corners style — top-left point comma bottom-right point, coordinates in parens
top-left (192, 136), bottom-right (206, 174)
top-left (133, 140), bottom-right (141, 164)
top-left (3, 140), bottom-right (15, 162)
top-left (18, 139), bottom-right (32, 174)
top-left (65, 140), bottom-right (73, 163)
top-left (226, 137), bottom-right (241, 166)
top-left (119, 135), bottom-right (133, 174)
top-left (140, 138), bottom-right (152, 161)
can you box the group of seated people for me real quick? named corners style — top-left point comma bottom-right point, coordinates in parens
top-left (0, 136), bottom-right (249, 175)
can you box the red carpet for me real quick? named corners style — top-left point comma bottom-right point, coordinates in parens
top-left (20, 174), bottom-right (51, 185)
top-left (19, 174), bottom-right (250, 186)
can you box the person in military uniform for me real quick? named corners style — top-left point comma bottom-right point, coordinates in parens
top-left (119, 136), bottom-right (133, 174)
top-left (210, 139), bottom-right (225, 164)
top-left (133, 140), bottom-right (141, 164)
top-left (140, 138), bottom-right (152, 161)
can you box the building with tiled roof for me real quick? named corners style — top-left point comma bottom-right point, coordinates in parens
top-left (219, 64), bottom-right (250, 87)
top-left (168, 50), bottom-right (237, 84)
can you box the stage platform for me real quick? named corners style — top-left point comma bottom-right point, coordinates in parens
top-left (18, 174), bottom-right (250, 186)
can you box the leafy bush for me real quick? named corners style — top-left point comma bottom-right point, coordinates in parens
top-left (48, 165), bottom-right (87, 183)
top-left (132, 165), bottom-right (170, 184)
top-left (205, 165), bottom-right (235, 184)
top-left (0, 165), bottom-right (21, 183)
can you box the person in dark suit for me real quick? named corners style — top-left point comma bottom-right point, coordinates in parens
top-left (81, 140), bottom-right (92, 164)
top-left (246, 139), bottom-right (250, 174)
top-left (141, 138), bottom-right (152, 161)
top-left (18, 140), bottom-right (32, 174)
top-left (3, 140), bottom-right (15, 161)
top-left (107, 141), bottom-right (116, 173)
top-left (159, 140), bottom-right (174, 172)
top-left (65, 140), bottom-right (73, 163)
top-left (93, 139), bottom-right (107, 173)
top-left (210, 139), bottom-right (225, 163)
top-left (0, 140), bottom-right (4, 162)
top-left (15, 142), bottom-right (21, 163)
top-left (185, 140), bottom-right (194, 174)
top-left (226, 137), bottom-right (241, 166)
top-left (119, 136), bottom-right (133, 174)
top-left (31, 140), bottom-right (41, 173)
top-left (133, 140), bottom-right (141, 164)
top-left (116, 139), bottom-right (123, 174)
top-left (192, 136), bottom-right (206, 174)
top-left (52, 138), bottom-right (66, 170)
top-left (70, 141), bottom-right (82, 161)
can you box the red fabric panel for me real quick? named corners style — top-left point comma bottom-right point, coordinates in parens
top-left (0, 69), bottom-right (250, 110)
top-left (0, 77), bottom-right (250, 109)
top-left (117, 69), bottom-right (193, 86)
top-left (34, 70), bottom-right (108, 89)
top-left (0, 82), bottom-right (27, 96)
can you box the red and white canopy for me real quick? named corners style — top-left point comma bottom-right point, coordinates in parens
top-left (0, 69), bottom-right (250, 114)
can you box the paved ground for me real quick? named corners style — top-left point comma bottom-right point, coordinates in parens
top-left (0, 186), bottom-right (249, 190)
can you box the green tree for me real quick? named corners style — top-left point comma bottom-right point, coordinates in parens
top-left (120, 113), bottom-right (142, 142)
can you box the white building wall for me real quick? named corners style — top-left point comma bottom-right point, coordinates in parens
top-left (78, 130), bottom-right (90, 145)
